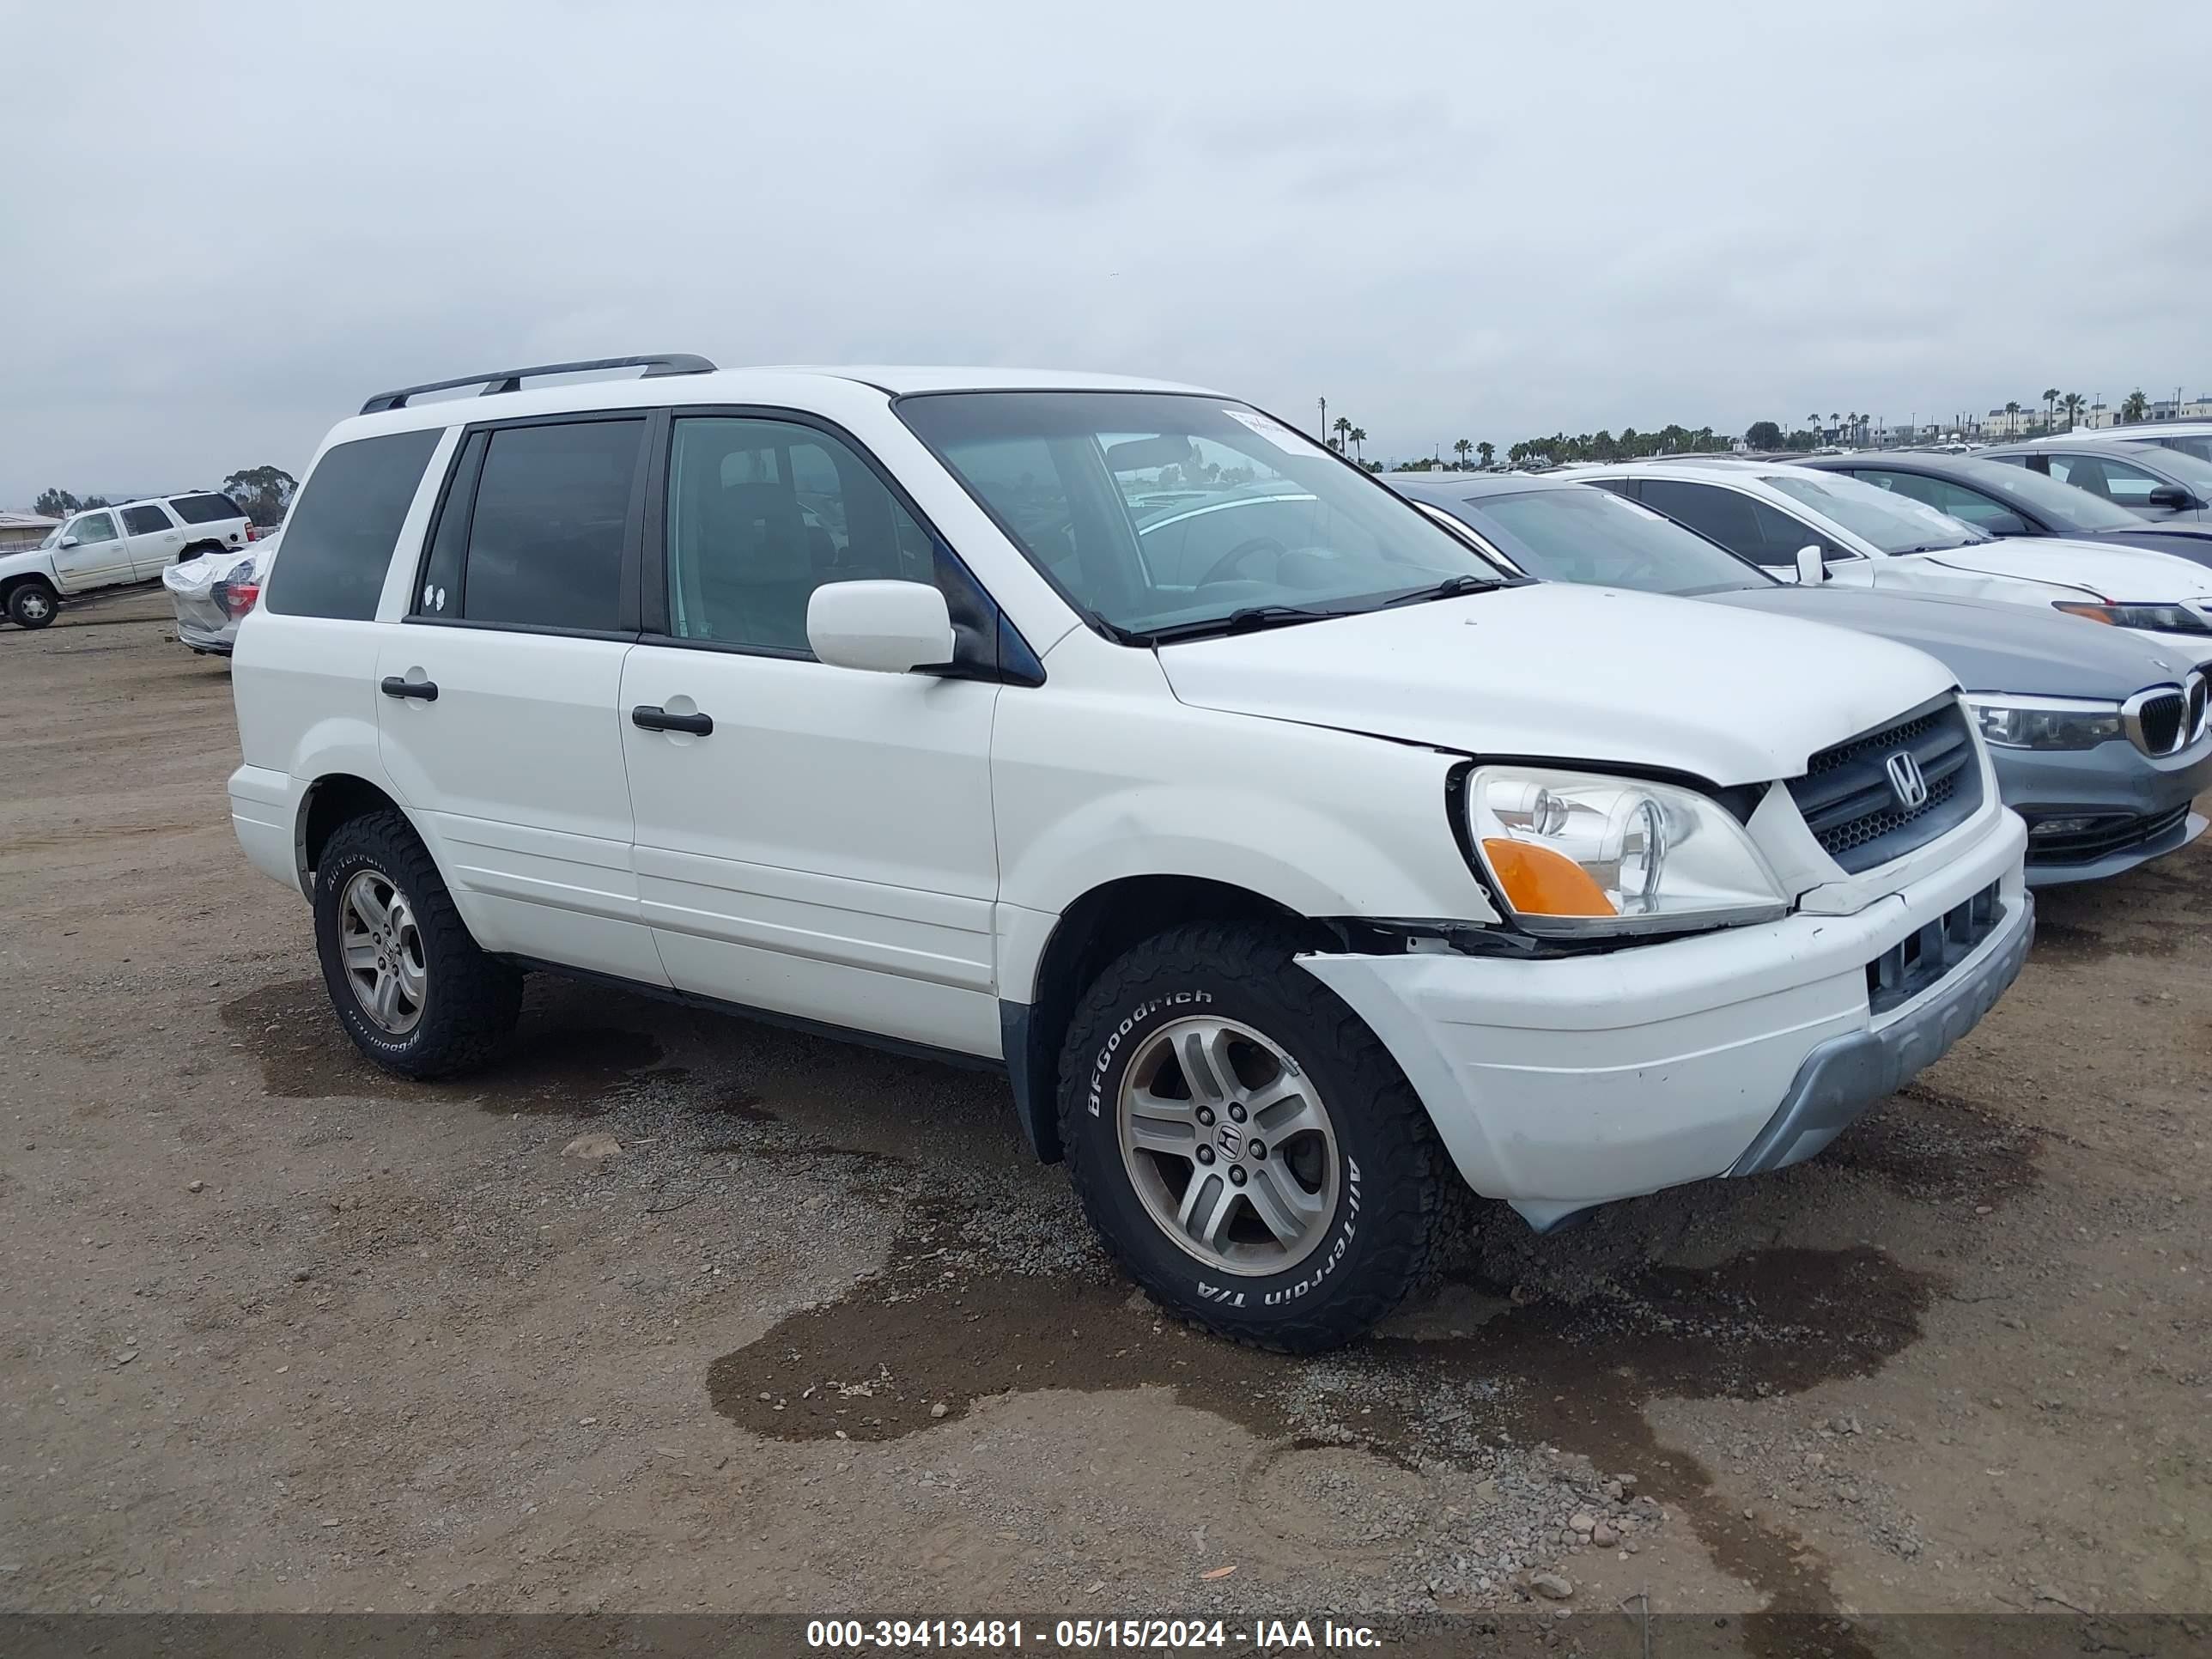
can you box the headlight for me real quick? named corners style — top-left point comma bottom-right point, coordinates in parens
top-left (2052, 601), bottom-right (2212, 635)
top-left (1462, 766), bottom-right (1788, 937)
top-left (1964, 694), bottom-right (2123, 750)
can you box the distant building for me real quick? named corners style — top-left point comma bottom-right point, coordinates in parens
top-left (0, 511), bottom-right (59, 551)
top-left (2081, 396), bottom-right (2212, 428)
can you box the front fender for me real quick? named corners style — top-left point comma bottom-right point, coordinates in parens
top-left (991, 696), bottom-right (1498, 1004)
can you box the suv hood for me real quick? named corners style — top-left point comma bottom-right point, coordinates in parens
top-left (1706, 586), bottom-right (2192, 700)
top-left (1156, 583), bottom-right (1957, 787)
top-left (1911, 536), bottom-right (2212, 602)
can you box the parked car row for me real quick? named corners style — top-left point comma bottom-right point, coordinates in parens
top-left (0, 490), bottom-right (255, 629)
top-left (220, 355), bottom-right (2074, 1352)
top-left (1390, 473), bottom-right (2210, 885)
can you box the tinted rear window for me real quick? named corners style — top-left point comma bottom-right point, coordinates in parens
top-left (122, 504), bottom-right (173, 534)
top-left (169, 493), bottom-right (245, 525)
top-left (452, 419), bottom-right (642, 631)
top-left (263, 430), bottom-right (441, 620)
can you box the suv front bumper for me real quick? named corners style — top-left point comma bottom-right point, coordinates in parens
top-left (1298, 807), bottom-right (2028, 1228)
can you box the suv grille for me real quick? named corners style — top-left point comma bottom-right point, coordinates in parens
top-left (1788, 697), bottom-right (1984, 874)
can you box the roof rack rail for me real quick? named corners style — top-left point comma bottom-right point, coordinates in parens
top-left (359, 354), bottom-right (718, 415)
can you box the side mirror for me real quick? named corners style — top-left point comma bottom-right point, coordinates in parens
top-left (806, 580), bottom-right (955, 674)
top-left (1793, 544), bottom-right (1827, 586)
top-left (2146, 483), bottom-right (2194, 510)
top-left (59, 536), bottom-right (79, 549)
top-left (1978, 510), bottom-right (2029, 537)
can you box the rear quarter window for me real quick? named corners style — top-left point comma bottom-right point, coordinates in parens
top-left (263, 429), bottom-right (442, 621)
top-left (168, 493), bottom-right (246, 525)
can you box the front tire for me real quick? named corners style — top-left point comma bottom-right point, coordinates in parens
top-left (7, 580), bottom-right (58, 629)
top-left (313, 810), bottom-right (521, 1078)
top-left (1058, 923), bottom-right (1450, 1352)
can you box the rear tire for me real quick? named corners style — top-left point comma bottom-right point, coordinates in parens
top-left (7, 580), bottom-right (58, 629)
top-left (1057, 922), bottom-right (1450, 1352)
top-left (313, 809), bottom-right (521, 1078)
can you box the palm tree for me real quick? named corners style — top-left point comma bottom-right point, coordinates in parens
top-left (1808, 413), bottom-right (1820, 437)
top-left (1332, 416), bottom-right (1352, 453)
top-left (1828, 412), bottom-right (1840, 441)
top-left (2122, 388), bottom-right (2150, 423)
top-left (1477, 441), bottom-right (1495, 467)
top-left (2060, 392), bottom-right (2084, 431)
top-left (2004, 399), bottom-right (2021, 435)
top-left (1349, 427), bottom-right (1366, 463)
top-left (1453, 438), bottom-right (1473, 470)
top-left (2042, 386), bottom-right (2060, 434)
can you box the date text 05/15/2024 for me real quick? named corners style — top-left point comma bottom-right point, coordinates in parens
top-left (805, 1620), bottom-right (1382, 1650)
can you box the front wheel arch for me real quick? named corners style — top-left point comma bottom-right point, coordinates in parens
top-left (1006, 875), bottom-right (1322, 1164)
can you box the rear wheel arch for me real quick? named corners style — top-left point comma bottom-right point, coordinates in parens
top-left (1005, 874), bottom-right (1327, 1164)
top-left (297, 774), bottom-right (410, 893)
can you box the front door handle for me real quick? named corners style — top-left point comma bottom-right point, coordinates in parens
top-left (380, 676), bottom-right (438, 701)
top-left (631, 704), bottom-right (713, 736)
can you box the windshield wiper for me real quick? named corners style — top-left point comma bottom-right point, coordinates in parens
top-left (1378, 573), bottom-right (1505, 607)
top-left (1141, 604), bottom-right (1345, 644)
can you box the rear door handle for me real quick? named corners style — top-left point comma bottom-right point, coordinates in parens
top-left (631, 704), bottom-right (713, 736)
top-left (380, 676), bottom-right (438, 701)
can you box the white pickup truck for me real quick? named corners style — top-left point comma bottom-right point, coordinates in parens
top-left (226, 356), bottom-right (2033, 1350)
top-left (2, 492), bottom-right (252, 629)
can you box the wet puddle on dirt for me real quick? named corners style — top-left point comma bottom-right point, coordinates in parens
top-left (222, 978), bottom-right (666, 1113)
top-left (708, 1221), bottom-right (1934, 1630)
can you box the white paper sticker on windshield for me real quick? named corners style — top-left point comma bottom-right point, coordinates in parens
top-left (1219, 407), bottom-right (1328, 458)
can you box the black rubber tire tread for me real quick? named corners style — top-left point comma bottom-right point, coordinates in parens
top-left (7, 581), bottom-right (58, 629)
top-left (1057, 921), bottom-right (1451, 1352)
top-left (313, 808), bottom-right (521, 1079)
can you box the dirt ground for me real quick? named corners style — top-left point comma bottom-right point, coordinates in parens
top-left (3, 588), bottom-right (2207, 1645)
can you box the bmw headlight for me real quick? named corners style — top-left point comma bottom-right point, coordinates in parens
top-left (1462, 766), bottom-right (1788, 937)
top-left (1964, 695), bottom-right (2123, 750)
top-left (2052, 601), bottom-right (2212, 635)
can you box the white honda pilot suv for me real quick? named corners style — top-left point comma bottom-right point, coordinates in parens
top-left (228, 356), bottom-right (2033, 1349)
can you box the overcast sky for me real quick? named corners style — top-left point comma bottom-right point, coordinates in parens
top-left (4, 0), bottom-right (2208, 505)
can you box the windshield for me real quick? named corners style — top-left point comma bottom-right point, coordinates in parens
top-left (2136, 441), bottom-right (2212, 483)
top-left (1432, 486), bottom-right (1771, 596)
top-left (1761, 471), bottom-right (1987, 554)
top-left (1950, 456), bottom-right (2143, 530)
top-left (896, 391), bottom-right (1510, 639)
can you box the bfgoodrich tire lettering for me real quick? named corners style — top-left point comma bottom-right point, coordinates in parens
top-left (1058, 922), bottom-right (1451, 1352)
top-left (313, 809), bottom-right (521, 1079)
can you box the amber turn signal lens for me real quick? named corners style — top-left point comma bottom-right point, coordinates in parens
top-left (2053, 603), bottom-right (2114, 625)
top-left (1480, 838), bottom-right (1618, 917)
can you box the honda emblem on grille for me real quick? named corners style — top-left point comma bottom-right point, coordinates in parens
top-left (1885, 750), bottom-right (1929, 809)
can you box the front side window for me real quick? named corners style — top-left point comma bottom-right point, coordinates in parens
top-left (664, 416), bottom-right (936, 653)
top-left (264, 428), bottom-right (441, 620)
top-left (454, 420), bottom-right (643, 631)
top-left (897, 392), bottom-right (1504, 639)
top-left (1853, 470), bottom-right (2019, 531)
top-left (2046, 452), bottom-right (2160, 505)
top-left (122, 504), bottom-right (173, 535)
top-left (69, 511), bottom-right (119, 545)
top-left (1943, 457), bottom-right (2138, 530)
top-left (1635, 479), bottom-right (1831, 567)
top-left (1443, 487), bottom-right (1769, 595)
top-left (1759, 471), bottom-right (1983, 555)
